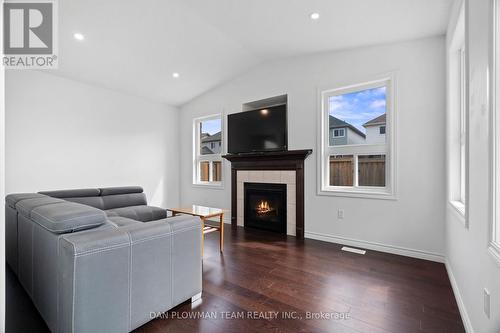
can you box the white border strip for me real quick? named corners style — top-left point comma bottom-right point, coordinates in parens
top-left (305, 231), bottom-right (444, 262)
top-left (0, 1), bottom-right (6, 327)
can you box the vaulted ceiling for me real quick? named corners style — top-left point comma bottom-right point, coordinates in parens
top-left (52, 0), bottom-right (453, 106)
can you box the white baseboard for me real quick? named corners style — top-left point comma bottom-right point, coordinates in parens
top-left (445, 260), bottom-right (474, 333)
top-left (304, 231), bottom-right (445, 263)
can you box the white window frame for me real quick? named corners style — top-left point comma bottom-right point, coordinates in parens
top-left (379, 125), bottom-right (386, 135)
top-left (447, 2), bottom-right (469, 223)
top-left (490, 0), bottom-right (500, 262)
top-left (318, 76), bottom-right (397, 199)
top-left (333, 128), bottom-right (345, 138)
top-left (193, 114), bottom-right (223, 188)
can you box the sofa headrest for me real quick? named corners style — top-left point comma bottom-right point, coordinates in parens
top-left (6, 193), bottom-right (46, 208)
top-left (16, 196), bottom-right (66, 217)
top-left (39, 188), bottom-right (100, 198)
top-left (101, 193), bottom-right (147, 210)
top-left (30, 202), bottom-right (106, 234)
top-left (99, 186), bottom-right (143, 196)
top-left (60, 197), bottom-right (105, 210)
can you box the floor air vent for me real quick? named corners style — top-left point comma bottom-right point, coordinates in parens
top-left (341, 246), bottom-right (366, 255)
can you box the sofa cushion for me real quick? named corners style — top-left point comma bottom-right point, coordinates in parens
top-left (6, 193), bottom-right (46, 208)
top-left (39, 188), bottom-right (100, 198)
top-left (100, 186), bottom-right (143, 196)
top-left (30, 202), bottom-right (106, 234)
top-left (101, 193), bottom-right (147, 210)
top-left (105, 205), bottom-right (166, 222)
top-left (16, 196), bottom-right (66, 217)
top-left (107, 216), bottom-right (142, 227)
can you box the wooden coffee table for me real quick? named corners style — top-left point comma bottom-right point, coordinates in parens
top-left (167, 205), bottom-right (226, 255)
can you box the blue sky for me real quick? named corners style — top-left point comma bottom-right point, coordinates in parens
top-left (329, 86), bottom-right (386, 133)
top-left (201, 118), bottom-right (221, 135)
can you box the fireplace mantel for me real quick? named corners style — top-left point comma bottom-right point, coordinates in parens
top-left (222, 149), bottom-right (312, 239)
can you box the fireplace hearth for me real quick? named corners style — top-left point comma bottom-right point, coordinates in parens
top-left (244, 182), bottom-right (286, 233)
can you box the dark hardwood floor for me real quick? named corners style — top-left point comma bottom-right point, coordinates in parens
top-left (137, 226), bottom-right (465, 333)
top-left (6, 226), bottom-right (465, 333)
top-left (6, 265), bottom-right (49, 333)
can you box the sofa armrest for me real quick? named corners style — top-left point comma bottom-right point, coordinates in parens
top-left (162, 215), bottom-right (203, 305)
top-left (58, 216), bottom-right (202, 332)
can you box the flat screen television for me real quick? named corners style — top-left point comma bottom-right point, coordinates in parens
top-left (227, 105), bottom-right (287, 154)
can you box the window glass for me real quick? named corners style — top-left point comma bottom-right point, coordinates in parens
top-left (199, 161), bottom-right (210, 182)
top-left (358, 155), bottom-right (386, 187)
top-left (329, 87), bottom-right (387, 146)
top-left (213, 161), bottom-right (222, 182)
top-left (195, 115), bottom-right (223, 184)
top-left (329, 155), bottom-right (354, 186)
top-left (199, 118), bottom-right (222, 155)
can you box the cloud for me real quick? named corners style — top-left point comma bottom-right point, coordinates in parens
top-left (328, 86), bottom-right (387, 132)
top-left (369, 99), bottom-right (386, 109)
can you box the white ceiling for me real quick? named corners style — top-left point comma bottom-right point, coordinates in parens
top-left (52, 0), bottom-right (452, 106)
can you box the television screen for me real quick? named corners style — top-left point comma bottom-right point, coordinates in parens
top-left (227, 105), bottom-right (287, 154)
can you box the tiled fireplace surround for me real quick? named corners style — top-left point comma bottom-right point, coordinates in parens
top-left (223, 149), bottom-right (312, 239)
top-left (236, 170), bottom-right (297, 236)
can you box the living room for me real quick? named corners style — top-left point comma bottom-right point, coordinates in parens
top-left (1, 0), bottom-right (499, 332)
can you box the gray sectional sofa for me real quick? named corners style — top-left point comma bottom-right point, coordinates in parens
top-left (5, 186), bottom-right (202, 333)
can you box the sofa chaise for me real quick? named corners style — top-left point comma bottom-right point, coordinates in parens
top-left (5, 186), bottom-right (202, 333)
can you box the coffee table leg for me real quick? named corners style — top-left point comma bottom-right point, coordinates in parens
top-left (201, 217), bottom-right (205, 258)
top-left (219, 213), bottom-right (224, 252)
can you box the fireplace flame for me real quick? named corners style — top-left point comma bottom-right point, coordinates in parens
top-left (256, 200), bottom-right (273, 214)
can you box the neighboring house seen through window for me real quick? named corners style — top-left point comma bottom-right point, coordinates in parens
top-left (320, 78), bottom-right (395, 198)
top-left (194, 115), bottom-right (223, 185)
top-left (333, 129), bottom-right (345, 137)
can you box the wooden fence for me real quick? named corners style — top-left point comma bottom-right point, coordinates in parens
top-left (213, 161), bottom-right (222, 181)
top-left (200, 161), bottom-right (222, 182)
top-left (329, 156), bottom-right (353, 186)
top-left (329, 155), bottom-right (385, 187)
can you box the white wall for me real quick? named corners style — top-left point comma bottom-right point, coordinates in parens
top-left (445, 0), bottom-right (500, 332)
top-left (179, 36), bottom-right (447, 260)
top-left (5, 70), bottom-right (180, 208)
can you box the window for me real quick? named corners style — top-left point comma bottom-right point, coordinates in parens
top-left (447, 2), bottom-right (467, 219)
top-left (333, 128), bottom-right (345, 137)
top-left (319, 77), bottom-right (395, 198)
top-left (459, 47), bottom-right (467, 205)
top-left (194, 115), bottom-right (223, 185)
top-left (491, 0), bottom-right (500, 258)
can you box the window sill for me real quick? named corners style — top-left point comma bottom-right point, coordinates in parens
top-left (449, 200), bottom-right (465, 215)
top-left (317, 187), bottom-right (396, 200)
top-left (448, 200), bottom-right (467, 228)
top-left (488, 243), bottom-right (500, 267)
top-left (449, 200), bottom-right (466, 215)
top-left (192, 182), bottom-right (225, 190)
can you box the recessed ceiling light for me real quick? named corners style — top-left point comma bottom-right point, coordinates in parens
top-left (260, 109), bottom-right (269, 115)
top-left (73, 32), bottom-right (85, 41)
top-left (310, 12), bottom-right (320, 20)
top-left (172, 72), bottom-right (180, 78)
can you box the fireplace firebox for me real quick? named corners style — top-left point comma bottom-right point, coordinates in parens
top-left (244, 182), bottom-right (287, 233)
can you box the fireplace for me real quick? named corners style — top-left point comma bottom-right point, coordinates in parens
top-left (223, 149), bottom-right (312, 239)
top-left (244, 182), bottom-right (287, 233)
